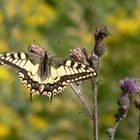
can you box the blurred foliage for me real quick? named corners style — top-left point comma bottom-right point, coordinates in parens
top-left (0, 0), bottom-right (140, 139)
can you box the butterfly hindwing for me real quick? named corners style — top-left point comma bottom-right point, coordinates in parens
top-left (17, 66), bottom-right (67, 99)
top-left (56, 59), bottom-right (96, 83)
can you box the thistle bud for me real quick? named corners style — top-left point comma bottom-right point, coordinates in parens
top-left (28, 44), bottom-right (45, 57)
top-left (94, 41), bottom-right (105, 57)
top-left (118, 93), bottom-right (130, 110)
top-left (69, 48), bottom-right (88, 65)
top-left (93, 27), bottom-right (109, 57)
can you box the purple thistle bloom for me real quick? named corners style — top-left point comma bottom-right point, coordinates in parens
top-left (119, 77), bottom-right (136, 94)
top-left (70, 48), bottom-right (83, 59)
top-left (94, 27), bottom-right (110, 40)
top-left (69, 48), bottom-right (88, 64)
top-left (28, 44), bottom-right (45, 57)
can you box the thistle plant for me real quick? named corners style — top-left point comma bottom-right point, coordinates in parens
top-left (106, 78), bottom-right (140, 140)
top-left (69, 27), bottom-right (109, 140)
top-left (69, 27), bottom-right (140, 140)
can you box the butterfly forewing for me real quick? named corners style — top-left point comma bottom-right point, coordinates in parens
top-left (57, 60), bottom-right (96, 83)
top-left (0, 52), bottom-right (41, 71)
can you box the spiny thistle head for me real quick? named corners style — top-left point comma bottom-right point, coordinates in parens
top-left (114, 77), bottom-right (137, 122)
top-left (28, 44), bottom-right (45, 56)
top-left (70, 48), bottom-right (88, 65)
top-left (119, 78), bottom-right (136, 94)
top-left (115, 93), bottom-right (130, 121)
top-left (118, 94), bottom-right (130, 111)
top-left (93, 27), bottom-right (109, 57)
top-left (94, 26), bottom-right (110, 40)
top-left (94, 42), bottom-right (105, 57)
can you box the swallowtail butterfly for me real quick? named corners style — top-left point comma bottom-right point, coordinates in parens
top-left (0, 44), bottom-right (97, 101)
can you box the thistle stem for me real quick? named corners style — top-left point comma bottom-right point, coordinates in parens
top-left (110, 122), bottom-right (119, 140)
top-left (137, 110), bottom-right (140, 140)
top-left (69, 83), bottom-right (92, 117)
top-left (91, 58), bottom-right (100, 140)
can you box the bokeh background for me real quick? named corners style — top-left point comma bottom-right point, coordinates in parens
top-left (0, 0), bottom-right (140, 140)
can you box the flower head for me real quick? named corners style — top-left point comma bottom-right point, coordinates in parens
top-left (94, 41), bottom-right (105, 57)
top-left (28, 44), bottom-right (45, 57)
top-left (69, 48), bottom-right (88, 65)
top-left (94, 26), bottom-right (110, 40)
top-left (119, 77), bottom-right (136, 94)
top-left (93, 27), bottom-right (109, 57)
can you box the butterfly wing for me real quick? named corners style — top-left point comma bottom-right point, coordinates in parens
top-left (50, 56), bottom-right (97, 82)
top-left (57, 59), bottom-right (97, 82)
top-left (0, 52), bottom-right (68, 100)
top-left (0, 52), bottom-right (41, 70)
top-left (0, 52), bottom-right (43, 97)
top-left (41, 57), bottom-right (97, 97)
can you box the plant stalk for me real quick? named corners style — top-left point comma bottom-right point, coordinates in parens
top-left (137, 110), bottom-right (140, 140)
top-left (91, 58), bottom-right (100, 140)
top-left (69, 83), bottom-right (92, 117)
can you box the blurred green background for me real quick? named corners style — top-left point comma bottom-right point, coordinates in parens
top-left (0, 0), bottom-right (140, 140)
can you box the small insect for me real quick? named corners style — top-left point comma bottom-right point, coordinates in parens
top-left (0, 44), bottom-right (97, 101)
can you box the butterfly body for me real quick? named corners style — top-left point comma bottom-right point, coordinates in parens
top-left (0, 44), bottom-right (97, 100)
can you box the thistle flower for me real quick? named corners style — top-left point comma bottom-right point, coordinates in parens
top-left (93, 27), bottom-right (109, 57)
top-left (107, 78), bottom-right (137, 139)
top-left (94, 26), bottom-right (110, 40)
top-left (28, 44), bottom-right (45, 57)
top-left (94, 41), bottom-right (105, 57)
top-left (119, 78), bottom-right (136, 94)
top-left (69, 48), bottom-right (88, 65)
top-left (114, 78), bottom-right (136, 121)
